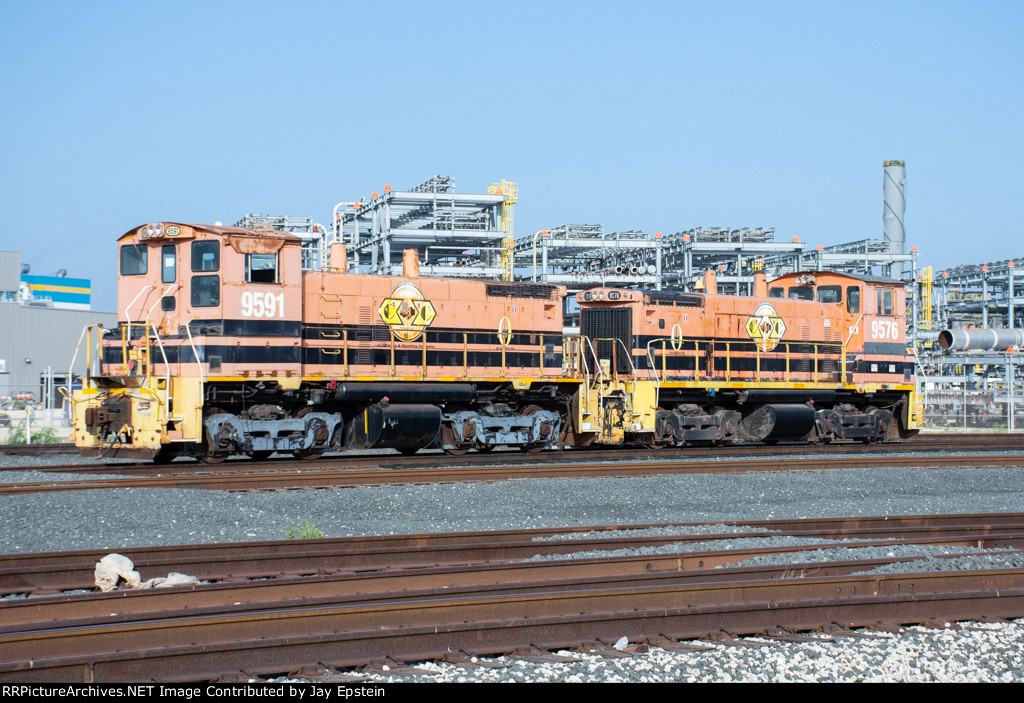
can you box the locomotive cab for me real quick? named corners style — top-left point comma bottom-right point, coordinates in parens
top-left (71, 223), bottom-right (304, 460)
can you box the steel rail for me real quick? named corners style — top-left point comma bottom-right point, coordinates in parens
top-left (8, 432), bottom-right (1024, 475)
top-left (6, 511), bottom-right (1023, 569)
top-left (2, 549), bottom-right (1018, 629)
top-left (3, 569), bottom-right (1024, 682)
top-left (4, 520), bottom-right (1024, 594)
top-left (3, 452), bottom-right (1024, 494)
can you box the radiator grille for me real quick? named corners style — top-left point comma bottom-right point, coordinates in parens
top-left (581, 308), bottom-right (633, 373)
top-left (485, 282), bottom-right (558, 300)
top-left (645, 291), bottom-right (704, 308)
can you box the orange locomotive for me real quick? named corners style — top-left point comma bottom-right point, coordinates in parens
top-left (70, 222), bottom-right (568, 461)
top-left (574, 270), bottom-right (920, 447)
top-left (69, 223), bottom-right (920, 461)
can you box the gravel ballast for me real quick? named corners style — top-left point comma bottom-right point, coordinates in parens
top-left (4, 451), bottom-right (1024, 682)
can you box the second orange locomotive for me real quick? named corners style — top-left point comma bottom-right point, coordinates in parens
top-left (69, 222), bottom-right (920, 461)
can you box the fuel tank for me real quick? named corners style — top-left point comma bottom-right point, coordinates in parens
top-left (737, 404), bottom-right (816, 442)
top-left (343, 403), bottom-right (441, 451)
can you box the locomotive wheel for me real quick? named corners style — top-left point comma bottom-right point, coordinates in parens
top-left (293, 407), bottom-right (326, 461)
top-left (640, 435), bottom-right (669, 450)
top-left (518, 405), bottom-right (547, 453)
top-left (441, 424), bottom-right (469, 456)
top-left (896, 424), bottom-right (920, 440)
top-left (294, 449), bottom-right (325, 461)
top-left (200, 407), bottom-right (231, 463)
top-left (804, 426), bottom-right (823, 446)
top-left (152, 445), bottom-right (177, 464)
top-left (862, 406), bottom-right (880, 445)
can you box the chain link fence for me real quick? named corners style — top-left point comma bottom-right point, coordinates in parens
top-left (0, 382), bottom-right (73, 444)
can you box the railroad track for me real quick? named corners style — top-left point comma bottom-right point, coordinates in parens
top-left (3, 450), bottom-right (1024, 494)
top-left (0, 443), bottom-right (75, 456)
top-left (4, 431), bottom-right (1021, 477)
top-left (2, 513), bottom-right (1023, 682)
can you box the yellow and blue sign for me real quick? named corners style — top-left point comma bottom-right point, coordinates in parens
top-left (21, 275), bottom-right (91, 309)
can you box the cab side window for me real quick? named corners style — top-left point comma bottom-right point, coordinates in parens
top-left (192, 240), bottom-right (220, 272)
top-left (246, 254), bottom-right (278, 283)
top-left (817, 285), bottom-right (841, 304)
top-left (847, 286), bottom-right (861, 314)
top-left (769, 287), bottom-right (785, 298)
top-left (191, 275), bottom-right (220, 307)
top-left (877, 289), bottom-right (894, 315)
top-left (120, 244), bottom-right (148, 276)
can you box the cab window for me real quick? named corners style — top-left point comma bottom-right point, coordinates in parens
top-left (769, 287), bottom-right (785, 298)
top-left (191, 275), bottom-right (220, 307)
top-left (817, 285), bottom-right (841, 304)
top-left (847, 286), bottom-right (861, 314)
top-left (246, 254), bottom-right (278, 283)
top-left (788, 286), bottom-right (813, 300)
top-left (877, 289), bottom-right (894, 315)
top-left (120, 244), bottom-right (147, 276)
top-left (191, 240), bottom-right (220, 272)
top-left (161, 245), bottom-right (176, 284)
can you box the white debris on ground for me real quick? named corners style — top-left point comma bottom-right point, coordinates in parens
top-left (94, 553), bottom-right (198, 591)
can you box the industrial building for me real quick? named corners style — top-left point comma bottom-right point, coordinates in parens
top-left (0, 250), bottom-right (116, 408)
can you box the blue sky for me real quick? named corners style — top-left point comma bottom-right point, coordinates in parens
top-left (1, 1), bottom-right (1021, 309)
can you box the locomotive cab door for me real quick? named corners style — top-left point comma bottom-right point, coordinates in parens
top-left (842, 283), bottom-right (864, 381)
top-left (154, 244), bottom-right (181, 342)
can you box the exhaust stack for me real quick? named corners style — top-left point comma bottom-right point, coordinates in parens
top-left (883, 160), bottom-right (906, 275)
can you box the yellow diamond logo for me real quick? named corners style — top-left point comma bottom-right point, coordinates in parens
top-left (745, 303), bottom-right (786, 352)
top-left (378, 283), bottom-right (436, 341)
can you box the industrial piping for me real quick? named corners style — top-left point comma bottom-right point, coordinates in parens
top-left (938, 328), bottom-right (1024, 351)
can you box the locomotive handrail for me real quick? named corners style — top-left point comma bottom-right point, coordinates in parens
top-left (647, 335), bottom-right (846, 384)
top-left (561, 336), bottom-right (588, 400)
top-left (185, 322), bottom-right (205, 413)
top-left (67, 325), bottom-right (90, 392)
top-left (576, 336), bottom-right (601, 406)
top-left (123, 285), bottom-right (152, 326)
top-left (145, 323), bottom-right (171, 404)
top-left (581, 336), bottom-right (604, 384)
top-left (65, 323), bottom-right (105, 402)
top-left (611, 337), bottom-right (638, 378)
top-left (145, 283), bottom-right (178, 322)
top-left (646, 338), bottom-right (670, 389)
top-left (119, 322), bottom-right (170, 407)
top-left (613, 336), bottom-right (640, 410)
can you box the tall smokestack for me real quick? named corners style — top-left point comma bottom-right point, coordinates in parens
top-left (883, 160), bottom-right (906, 276)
